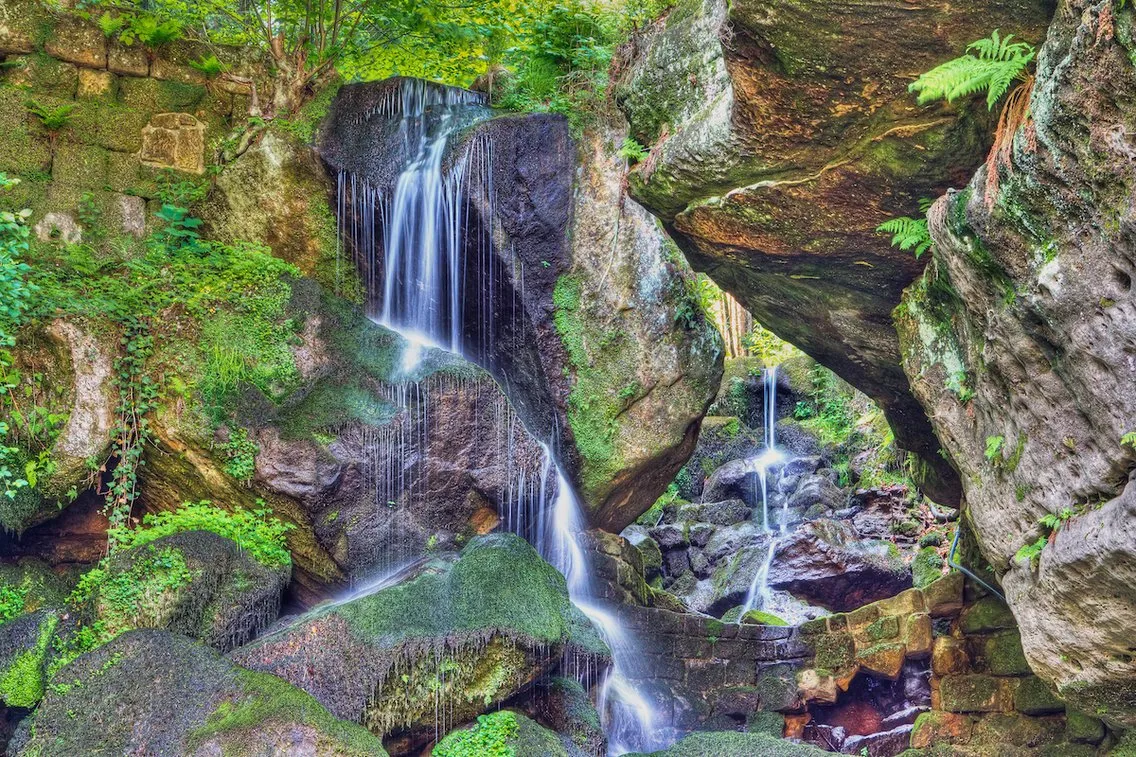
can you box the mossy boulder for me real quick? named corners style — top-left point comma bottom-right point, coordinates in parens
top-left (232, 533), bottom-right (609, 741)
top-left (81, 530), bottom-right (289, 653)
top-left (742, 610), bottom-right (788, 626)
top-left (0, 559), bottom-right (80, 619)
top-left (7, 630), bottom-right (386, 756)
top-left (0, 610), bottom-right (58, 709)
top-left (628, 730), bottom-right (829, 756)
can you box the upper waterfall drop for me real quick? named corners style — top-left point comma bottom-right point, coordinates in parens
top-left (325, 77), bottom-right (663, 756)
top-left (334, 79), bottom-right (494, 372)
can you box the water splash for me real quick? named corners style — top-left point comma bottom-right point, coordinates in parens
top-left (545, 455), bottom-right (663, 755)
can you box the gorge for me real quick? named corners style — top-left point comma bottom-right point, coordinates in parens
top-left (0, 0), bottom-right (1134, 755)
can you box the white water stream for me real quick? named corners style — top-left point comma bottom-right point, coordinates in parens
top-left (336, 78), bottom-right (661, 755)
top-left (740, 365), bottom-right (787, 618)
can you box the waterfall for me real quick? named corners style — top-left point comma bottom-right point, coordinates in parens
top-left (336, 78), bottom-right (659, 756)
top-left (740, 365), bottom-right (786, 618)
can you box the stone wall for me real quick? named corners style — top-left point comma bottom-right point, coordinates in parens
top-left (796, 573), bottom-right (1109, 754)
top-left (0, 0), bottom-right (264, 240)
top-left (621, 605), bottom-right (811, 738)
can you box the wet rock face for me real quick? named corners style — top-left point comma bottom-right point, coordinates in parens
top-left (616, 0), bottom-right (1052, 505)
top-left (895, 0), bottom-right (1136, 727)
top-left (318, 81), bottom-right (722, 530)
top-left (7, 630), bottom-right (387, 757)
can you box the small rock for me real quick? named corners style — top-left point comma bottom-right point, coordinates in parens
top-left (34, 211), bottom-right (82, 243)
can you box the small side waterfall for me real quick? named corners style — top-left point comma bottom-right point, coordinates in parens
top-left (740, 365), bottom-right (786, 618)
top-left (333, 78), bottom-right (659, 755)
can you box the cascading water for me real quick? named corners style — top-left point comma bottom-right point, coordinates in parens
top-left (740, 365), bottom-right (786, 618)
top-left (335, 78), bottom-right (660, 755)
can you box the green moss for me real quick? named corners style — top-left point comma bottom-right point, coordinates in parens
top-left (1015, 675), bottom-right (1065, 715)
top-left (913, 546), bottom-right (945, 589)
top-left (959, 596), bottom-right (1016, 634)
top-left (552, 274), bottom-right (629, 496)
top-left (433, 711), bottom-right (567, 757)
top-left (190, 667), bottom-right (386, 755)
top-left (984, 631), bottom-right (1031, 676)
top-left (275, 79), bottom-right (342, 144)
top-left (864, 615), bottom-right (899, 641)
top-left (0, 611), bottom-right (57, 708)
top-left (811, 632), bottom-right (855, 671)
top-left (742, 610), bottom-right (789, 626)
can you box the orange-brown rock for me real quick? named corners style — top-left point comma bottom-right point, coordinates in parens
top-left (616, 0), bottom-right (1052, 505)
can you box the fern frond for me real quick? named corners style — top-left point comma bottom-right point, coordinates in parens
top-left (910, 31), bottom-right (1036, 110)
top-left (877, 216), bottom-right (932, 258)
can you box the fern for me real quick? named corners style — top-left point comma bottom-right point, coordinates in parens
top-left (910, 30), bottom-right (1036, 110)
top-left (876, 215), bottom-right (932, 258)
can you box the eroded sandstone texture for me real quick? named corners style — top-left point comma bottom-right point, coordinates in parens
top-left (896, 0), bottom-right (1136, 727)
top-left (615, 0), bottom-right (1053, 505)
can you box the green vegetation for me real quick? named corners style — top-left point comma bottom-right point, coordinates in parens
top-left (1014, 507), bottom-right (1075, 569)
top-left (877, 197), bottom-right (933, 258)
top-left (619, 136), bottom-right (649, 163)
top-left (433, 710), bottom-right (520, 757)
top-left (909, 30), bottom-right (1036, 110)
top-left (741, 609), bottom-right (788, 626)
top-left (0, 175), bottom-right (34, 501)
top-left (108, 501), bottom-right (293, 568)
top-left (217, 428), bottom-right (259, 483)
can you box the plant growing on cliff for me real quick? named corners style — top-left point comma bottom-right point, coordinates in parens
top-left (618, 136), bottom-right (648, 163)
top-left (101, 316), bottom-right (156, 548)
top-left (877, 198), bottom-right (934, 258)
top-left (0, 175), bottom-right (33, 500)
top-left (25, 100), bottom-right (74, 153)
top-left (909, 31), bottom-right (1037, 207)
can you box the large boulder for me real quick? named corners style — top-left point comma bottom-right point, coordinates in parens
top-left (232, 533), bottom-right (609, 744)
top-left (769, 520), bottom-right (912, 612)
top-left (7, 630), bottom-right (387, 756)
top-left (894, 0), bottom-right (1136, 727)
top-left (79, 530), bottom-right (289, 653)
top-left (317, 79), bottom-right (723, 531)
top-left (615, 0), bottom-right (1053, 505)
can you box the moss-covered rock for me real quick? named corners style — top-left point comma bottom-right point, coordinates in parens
top-left (78, 530), bottom-right (289, 653)
top-left (0, 559), bottom-right (80, 620)
top-left (0, 610), bottom-right (58, 708)
top-left (1014, 676), bottom-right (1065, 716)
top-left (232, 534), bottom-right (608, 741)
top-left (7, 630), bottom-right (386, 756)
top-left (628, 730), bottom-right (829, 756)
top-left (913, 545), bottom-right (945, 589)
top-left (742, 610), bottom-right (788, 626)
top-left (983, 631), bottom-right (1031, 677)
top-left (958, 596), bottom-right (1016, 635)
